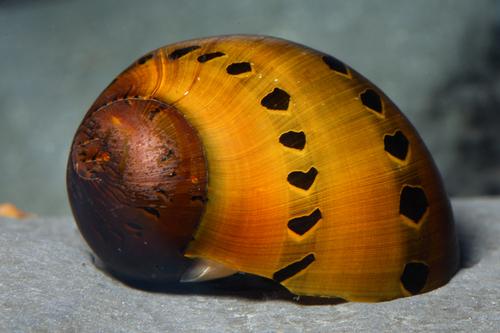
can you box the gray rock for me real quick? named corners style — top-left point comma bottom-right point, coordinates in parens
top-left (0, 198), bottom-right (499, 332)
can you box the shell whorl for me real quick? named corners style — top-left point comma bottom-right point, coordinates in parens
top-left (67, 98), bottom-right (207, 282)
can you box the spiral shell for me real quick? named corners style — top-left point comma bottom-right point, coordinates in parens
top-left (67, 35), bottom-right (459, 302)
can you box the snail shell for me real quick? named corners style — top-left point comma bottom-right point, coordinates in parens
top-left (67, 35), bottom-right (459, 302)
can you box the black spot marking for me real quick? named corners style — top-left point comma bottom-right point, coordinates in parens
top-left (191, 195), bottom-right (207, 203)
top-left (288, 209), bottom-right (322, 235)
top-left (197, 52), bottom-right (226, 63)
top-left (160, 149), bottom-right (174, 162)
top-left (360, 89), bottom-right (383, 113)
top-left (273, 254), bottom-right (316, 282)
top-left (287, 167), bottom-right (318, 190)
top-left (401, 262), bottom-right (429, 294)
top-left (137, 53), bottom-right (153, 65)
top-left (322, 55), bottom-right (348, 75)
top-left (168, 45), bottom-right (201, 60)
top-left (384, 130), bottom-right (409, 160)
top-left (226, 62), bottom-right (252, 75)
top-left (148, 108), bottom-right (161, 121)
top-left (400, 185), bottom-right (429, 223)
top-left (140, 207), bottom-right (160, 218)
top-left (261, 88), bottom-right (290, 110)
top-left (123, 222), bottom-right (143, 237)
top-left (279, 131), bottom-right (306, 150)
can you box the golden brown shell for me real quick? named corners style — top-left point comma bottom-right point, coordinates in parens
top-left (67, 35), bottom-right (459, 302)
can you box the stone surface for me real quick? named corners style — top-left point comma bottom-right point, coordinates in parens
top-left (0, 198), bottom-right (499, 332)
top-left (0, 0), bottom-right (499, 215)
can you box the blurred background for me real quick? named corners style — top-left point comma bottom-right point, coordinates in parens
top-left (0, 0), bottom-right (499, 216)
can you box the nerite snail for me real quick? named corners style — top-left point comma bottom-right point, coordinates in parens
top-left (67, 35), bottom-right (459, 302)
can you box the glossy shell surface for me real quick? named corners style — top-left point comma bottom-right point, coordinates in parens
top-left (68, 35), bottom-right (459, 302)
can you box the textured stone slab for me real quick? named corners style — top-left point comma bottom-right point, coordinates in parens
top-left (0, 198), bottom-right (499, 332)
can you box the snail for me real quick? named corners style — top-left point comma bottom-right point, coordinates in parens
top-left (67, 35), bottom-right (459, 302)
